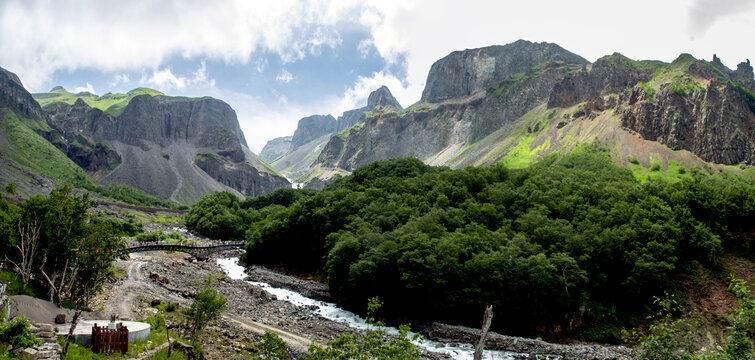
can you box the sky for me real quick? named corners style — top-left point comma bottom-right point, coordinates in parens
top-left (1, 0), bottom-right (753, 153)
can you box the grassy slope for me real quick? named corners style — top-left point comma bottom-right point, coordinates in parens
top-left (33, 87), bottom-right (164, 116)
top-left (0, 109), bottom-right (96, 188)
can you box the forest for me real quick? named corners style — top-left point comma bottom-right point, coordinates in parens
top-left (186, 144), bottom-right (755, 340)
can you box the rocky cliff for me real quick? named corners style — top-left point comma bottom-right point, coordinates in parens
top-left (290, 115), bottom-right (337, 151)
top-left (318, 41), bottom-right (589, 171)
top-left (259, 136), bottom-right (292, 163)
top-left (421, 40), bottom-right (588, 103)
top-left (306, 41), bottom-right (754, 185)
top-left (34, 87), bottom-right (289, 203)
top-left (262, 86), bottom-right (402, 182)
top-left (0, 67), bottom-right (96, 197)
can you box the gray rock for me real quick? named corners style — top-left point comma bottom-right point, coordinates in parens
top-left (421, 40), bottom-right (588, 103)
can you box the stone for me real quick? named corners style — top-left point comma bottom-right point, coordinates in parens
top-left (20, 348), bottom-right (37, 360)
top-left (37, 324), bottom-right (54, 333)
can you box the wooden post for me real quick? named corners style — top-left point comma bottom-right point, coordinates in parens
top-left (473, 305), bottom-right (494, 360)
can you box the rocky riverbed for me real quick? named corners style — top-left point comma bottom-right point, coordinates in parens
top-left (93, 236), bottom-right (634, 360)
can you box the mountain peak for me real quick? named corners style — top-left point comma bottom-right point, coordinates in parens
top-left (420, 40), bottom-right (588, 103)
top-left (367, 85), bottom-right (402, 110)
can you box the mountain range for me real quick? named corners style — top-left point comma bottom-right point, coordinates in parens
top-left (264, 40), bottom-right (755, 188)
top-left (0, 39), bottom-right (753, 204)
top-left (0, 69), bottom-right (289, 204)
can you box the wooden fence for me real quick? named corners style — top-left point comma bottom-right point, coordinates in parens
top-left (92, 323), bottom-right (129, 354)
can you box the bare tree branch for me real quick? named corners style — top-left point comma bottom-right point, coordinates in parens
top-left (474, 305), bottom-right (494, 360)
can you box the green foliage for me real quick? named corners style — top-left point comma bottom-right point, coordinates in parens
top-left (241, 188), bottom-right (318, 210)
top-left (633, 278), bottom-right (754, 360)
top-left (3, 184), bottom-right (16, 196)
top-left (94, 184), bottom-right (185, 210)
top-left (253, 332), bottom-right (290, 360)
top-left (90, 213), bottom-right (143, 237)
top-left (0, 316), bottom-right (40, 349)
top-left (723, 277), bottom-right (755, 359)
top-left (184, 285), bottom-right (227, 342)
top-left (151, 347), bottom-right (188, 360)
top-left (199, 144), bottom-right (755, 336)
top-left (0, 271), bottom-right (36, 297)
top-left (628, 155), bottom-right (640, 165)
top-left (163, 301), bottom-right (178, 313)
top-left (60, 340), bottom-right (102, 359)
top-left (305, 297), bottom-right (421, 360)
top-left (0, 111), bottom-right (96, 188)
top-left (487, 72), bottom-right (529, 97)
top-left (34, 87), bottom-right (164, 116)
top-left (135, 230), bottom-right (184, 243)
top-left (185, 192), bottom-right (246, 240)
top-left (632, 295), bottom-right (702, 360)
top-left (191, 341), bottom-right (205, 360)
top-left (640, 82), bottom-right (656, 100)
top-left (336, 122), bottom-right (365, 139)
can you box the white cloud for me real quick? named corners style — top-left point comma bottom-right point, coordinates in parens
top-left (109, 74), bottom-right (130, 87)
top-left (139, 61), bottom-right (215, 92)
top-left (687, 0), bottom-right (755, 39)
top-left (72, 82), bottom-right (96, 94)
top-left (357, 39), bottom-right (373, 59)
top-left (276, 69), bottom-right (294, 84)
top-left (355, 0), bottom-right (755, 107)
top-left (0, 0), bottom-right (363, 91)
top-left (337, 70), bottom-right (419, 113)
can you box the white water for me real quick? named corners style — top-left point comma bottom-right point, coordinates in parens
top-left (217, 257), bottom-right (531, 360)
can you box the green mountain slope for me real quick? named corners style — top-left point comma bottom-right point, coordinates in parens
top-left (0, 109), bottom-right (96, 189)
top-left (33, 86), bottom-right (164, 116)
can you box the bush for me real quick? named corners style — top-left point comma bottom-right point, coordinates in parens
top-left (650, 162), bottom-right (662, 171)
top-left (164, 301), bottom-right (178, 313)
top-left (254, 332), bottom-right (289, 359)
top-left (0, 316), bottom-right (40, 349)
top-left (628, 155), bottom-right (640, 165)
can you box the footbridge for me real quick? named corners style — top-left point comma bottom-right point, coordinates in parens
top-left (122, 241), bottom-right (245, 259)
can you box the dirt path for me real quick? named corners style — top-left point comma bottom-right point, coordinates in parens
top-left (96, 251), bottom-right (327, 356)
top-left (224, 314), bottom-right (313, 353)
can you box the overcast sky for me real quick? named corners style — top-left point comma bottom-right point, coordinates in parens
top-left (1, 0), bottom-right (753, 153)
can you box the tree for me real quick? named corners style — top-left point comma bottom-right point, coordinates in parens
top-left (5, 196), bottom-right (46, 290)
top-left (184, 279), bottom-right (228, 343)
top-left (254, 331), bottom-right (290, 360)
top-left (37, 186), bottom-right (93, 306)
top-left (3, 183), bottom-right (17, 197)
top-left (62, 217), bottom-right (126, 354)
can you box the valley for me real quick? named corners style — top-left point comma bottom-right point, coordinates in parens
top-left (0, 35), bottom-right (753, 360)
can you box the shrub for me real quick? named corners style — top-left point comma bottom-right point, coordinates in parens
top-left (0, 316), bottom-right (40, 349)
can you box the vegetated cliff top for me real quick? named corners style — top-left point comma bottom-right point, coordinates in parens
top-left (32, 86), bottom-right (219, 117)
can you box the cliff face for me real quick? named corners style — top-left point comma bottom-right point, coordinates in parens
top-left (421, 40), bottom-right (588, 103)
top-left (319, 42), bottom-right (589, 171)
top-left (619, 81), bottom-right (754, 165)
top-left (39, 88), bottom-right (289, 203)
top-left (290, 115), bottom-right (337, 151)
top-left (547, 54), bottom-right (755, 165)
top-left (259, 136), bottom-right (292, 163)
top-left (310, 42), bottom-right (755, 182)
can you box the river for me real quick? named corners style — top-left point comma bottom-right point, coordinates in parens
top-left (217, 257), bottom-right (550, 360)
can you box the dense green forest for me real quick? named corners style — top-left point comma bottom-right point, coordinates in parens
top-left (186, 144), bottom-right (755, 339)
